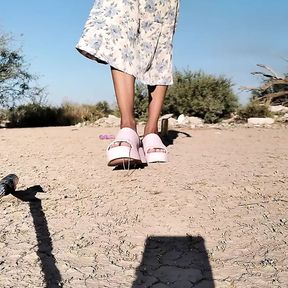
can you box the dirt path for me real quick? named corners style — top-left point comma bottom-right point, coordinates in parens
top-left (0, 126), bottom-right (287, 288)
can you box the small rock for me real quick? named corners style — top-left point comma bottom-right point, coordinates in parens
top-left (282, 113), bottom-right (288, 121)
top-left (248, 117), bottom-right (275, 125)
top-left (177, 114), bottom-right (189, 125)
top-left (94, 115), bottom-right (120, 127)
top-left (274, 113), bottom-right (288, 123)
top-left (188, 116), bottom-right (204, 126)
top-left (190, 124), bottom-right (196, 129)
top-left (107, 114), bottom-right (119, 120)
top-left (159, 114), bottom-right (173, 120)
top-left (105, 115), bottom-right (120, 127)
top-left (0, 120), bottom-right (11, 128)
top-left (221, 117), bottom-right (237, 124)
top-left (177, 114), bottom-right (204, 128)
top-left (168, 118), bottom-right (177, 127)
top-left (269, 105), bottom-right (288, 114)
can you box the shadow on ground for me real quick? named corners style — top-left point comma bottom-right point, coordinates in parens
top-left (113, 162), bottom-right (147, 171)
top-left (132, 235), bottom-right (214, 288)
top-left (162, 130), bottom-right (191, 147)
top-left (12, 186), bottom-right (63, 287)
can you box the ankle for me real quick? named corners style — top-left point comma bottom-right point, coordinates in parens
top-left (144, 124), bottom-right (158, 136)
top-left (120, 119), bottom-right (137, 131)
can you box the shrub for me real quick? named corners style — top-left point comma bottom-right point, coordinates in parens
top-left (134, 70), bottom-right (239, 123)
top-left (134, 83), bottom-right (149, 120)
top-left (237, 100), bottom-right (272, 120)
top-left (8, 104), bottom-right (63, 127)
top-left (0, 109), bottom-right (8, 122)
top-left (60, 101), bottom-right (112, 124)
top-left (163, 70), bottom-right (238, 123)
top-left (7, 101), bottom-right (113, 128)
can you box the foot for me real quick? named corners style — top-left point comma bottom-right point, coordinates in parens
top-left (143, 126), bottom-right (165, 153)
top-left (142, 133), bottom-right (168, 163)
top-left (106, 127), bottom-right (141, 166)
top-left (110, 122), bottom-right (137, 149)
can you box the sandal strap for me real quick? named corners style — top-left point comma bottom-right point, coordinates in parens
top-left (107, 139), bottom-right (132, 150)
top-left (107, 128), bottom-right (140, 151)
top-left (142, 133), bottom-right (167, 153)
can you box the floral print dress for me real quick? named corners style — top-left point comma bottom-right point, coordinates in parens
top-left (76, 0), bottom-right (179, 85)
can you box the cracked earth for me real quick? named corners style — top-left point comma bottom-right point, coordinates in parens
top-left (0, 126), bottom-right (287, 287)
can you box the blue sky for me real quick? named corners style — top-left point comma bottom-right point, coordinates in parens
top-left (0, 0), bottom-right (287, 105)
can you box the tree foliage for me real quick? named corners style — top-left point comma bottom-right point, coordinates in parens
top-left (0, 33), bottom-right (46, 108)
top-left (7, 101), bottom-right (113, 128)
top-left (164, 70), bottom-right (238, 123)
top-left (134, 82), bottom-right (149, 120)
top-left (237, 100), bottom-right (272, 120)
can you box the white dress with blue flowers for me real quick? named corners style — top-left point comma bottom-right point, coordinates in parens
top-left (76, 0), bottom-right (179, 85)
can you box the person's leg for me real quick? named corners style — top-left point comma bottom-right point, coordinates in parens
top-left (107, 67), bottom-right (142, 166)
top-left (144, 85), bottom-right (168, 136)
top-left (143, 85), bottom-right (168, 155)
top-left (111, 67), bottom-right (136, 131)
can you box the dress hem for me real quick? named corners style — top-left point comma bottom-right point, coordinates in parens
top-left (75, 44), bottom-right (173, 86)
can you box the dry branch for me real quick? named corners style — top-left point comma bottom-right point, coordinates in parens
top-left (242, 63), bottom-right (288, 106)
top-left (258, 91), bottom-right (288, 104)
top-left (256, 64), bottom-right (284, 79)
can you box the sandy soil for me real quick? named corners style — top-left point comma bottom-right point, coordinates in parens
top-left (0, 125), bottom-right (287, 288)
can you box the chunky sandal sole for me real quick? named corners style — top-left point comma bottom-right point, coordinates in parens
top-left (106, 128), bottom-right (142, 167)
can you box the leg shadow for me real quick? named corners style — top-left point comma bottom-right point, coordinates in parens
top-left (162, 130), bottom-right (191, 147)
top-left (12, 186), bottom-right (62, 287)
top-left (113, 162), bottom-right (147, 171)
top-left (132, 235), bottom-right (214, 288)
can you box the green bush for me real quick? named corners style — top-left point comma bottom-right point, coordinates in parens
top-left (0, 109), bottom-right (8, 122)
top-left (237, 100), bottom-right (272, 120)
top-left (8, 104), bottom-right (64, 127)
top-left (7, 101), bottom-right (113, 128)
top-left (61, 101), bottom-right (112, 123)
top-left (163, 70), bottom-right (238, 123)
top-left (134, 70), bottom-right (239, 123)
top-left (134, 83), bottom-right (149, 120)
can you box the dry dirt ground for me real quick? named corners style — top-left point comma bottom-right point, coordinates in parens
top-left (0, 126), bottom-right (287, 288)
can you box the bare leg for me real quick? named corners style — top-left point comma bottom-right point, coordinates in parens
top-left (107, 67), bottom-right (142, 166)
top-left (144, 85), bottom-right (168, 136)
top-left (144, 85), bottom-right (168, 153)
top-left (111, 67), bottom-right (136, 130)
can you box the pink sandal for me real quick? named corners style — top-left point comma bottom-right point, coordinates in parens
top-left (142, 133), bottom-right (168, 163)
top-left (106, 128), bottom-right (145, 167)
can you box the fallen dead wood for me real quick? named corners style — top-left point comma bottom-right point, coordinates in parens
top-left (242, 63), bottom-right (288, 106)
